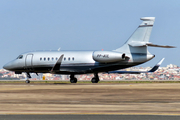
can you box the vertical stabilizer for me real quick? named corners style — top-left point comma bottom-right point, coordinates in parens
top-left (115, 17), bottom-right (155, 53)
top-left (129, 17), bottom-right (155, 43)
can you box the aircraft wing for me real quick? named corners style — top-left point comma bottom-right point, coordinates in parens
top-left (108, 58), bottom-right (164, 74)
top-left (51, 54), bottom-right (64, 72)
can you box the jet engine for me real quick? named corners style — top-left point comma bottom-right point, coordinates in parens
top-left (93, 51), bottom-right (125, 63)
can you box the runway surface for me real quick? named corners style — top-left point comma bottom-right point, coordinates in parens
top-left (1, 115), bottom-right (180, 120)
top-left (0, 83), bottom-right (180, 119)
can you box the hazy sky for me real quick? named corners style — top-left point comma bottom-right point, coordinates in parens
top-left (0, 0), bottom-right (179, 68)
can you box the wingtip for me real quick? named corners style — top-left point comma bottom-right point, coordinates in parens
top-left (148, 58), bottom-right (165, 72)
top-left (157, 58), bottom-right (165, 66)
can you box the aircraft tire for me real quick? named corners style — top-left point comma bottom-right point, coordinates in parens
top-left (70, 78), bottom-right (77, 83)
top-left (25, 80), bottom-right (30, 84)
top-left (91, 78), bottom-right (99, 83)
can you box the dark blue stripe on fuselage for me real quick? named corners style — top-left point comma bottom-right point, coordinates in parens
top-left (11, 62), bottom-right (143, 74)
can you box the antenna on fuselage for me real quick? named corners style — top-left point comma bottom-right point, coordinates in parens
top-left (58, 48), bottom-right (61, 51)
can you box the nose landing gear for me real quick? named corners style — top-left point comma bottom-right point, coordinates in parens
top-left (25, 72), bottom-right (31, 84)
top-left (26, 79), bottom-right (30, 83)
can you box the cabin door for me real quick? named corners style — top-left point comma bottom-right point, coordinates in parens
top-left (25, 54), bottom-right (33, 70)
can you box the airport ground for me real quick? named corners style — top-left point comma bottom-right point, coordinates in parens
top-left (0, 82), bottom-right (180, 119)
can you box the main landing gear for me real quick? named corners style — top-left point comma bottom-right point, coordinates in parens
top-left (91, 73), bottom-right (99, 83)
top-left (70, 73), bottom-right (100, 83)
top-left (70, 74), bottom-right (77, 83)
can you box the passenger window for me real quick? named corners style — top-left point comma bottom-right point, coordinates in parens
top-left (72, 57), bottom-right (74, 61)
top-left (64, 57), bottom-right (66, 61)
top-left (56, 57), bottom-right (58, 60)
top-left (48, 58), bottom-right (50, 61)
top-left (40, 58), bottom-right (42, 61)
top-left (52, 57), bottom-right (54, 61)
top-left (68, 57), bottom-right (70, 61)
top-left (44, 58), bottom-right (46, 61)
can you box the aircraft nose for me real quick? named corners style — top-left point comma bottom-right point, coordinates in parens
top-left (3, 63), bottom-right (9, 70)
top-left (3, 62), bottom-right (12, 70)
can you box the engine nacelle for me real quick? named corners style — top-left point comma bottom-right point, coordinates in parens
top-left (93, 51), bottom-right (125, 63)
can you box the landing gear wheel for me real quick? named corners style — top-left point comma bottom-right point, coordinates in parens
top-left (26, 80), bottom-right (30, 84)
top-left (70, 74), bottom-right (78, 83)
top-left (70, 78), bottom-right (77, 83)
top-left (91, 77), bottom-right (99, 83)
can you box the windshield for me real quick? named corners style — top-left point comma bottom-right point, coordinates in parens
top-left (16, 55), bottom-right (23, 59)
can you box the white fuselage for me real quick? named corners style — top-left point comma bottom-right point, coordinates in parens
top-left (3, 50), bottom-right (154, 74)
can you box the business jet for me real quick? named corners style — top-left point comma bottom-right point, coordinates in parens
top-left (3, 17), bottom-right (174, 83)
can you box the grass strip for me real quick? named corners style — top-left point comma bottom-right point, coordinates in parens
top-left (0, 80), bottom-right (180, 84)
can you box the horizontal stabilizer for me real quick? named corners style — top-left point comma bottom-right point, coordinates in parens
top-left (146, 43), bottom-right (176, 48)
top-left (51, 54), bottom-right (64, 72)
top-left (128, 41), bottom-right (175, 48)
top-left (108, 58), bottom-right (164, 74)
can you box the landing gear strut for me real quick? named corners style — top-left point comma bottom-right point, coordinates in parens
top-left (26, 72), bottom-right (31, 84)
top-left (91, 73), bottom-right (99, 83)
top-left (70, 74), bottom-right (77, 83)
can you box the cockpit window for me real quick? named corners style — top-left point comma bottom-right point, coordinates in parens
top-left (16, 55), bottom-right (23, 59)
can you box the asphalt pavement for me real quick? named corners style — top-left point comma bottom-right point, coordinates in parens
top-left (1, 115), bottom-right (180, 120)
